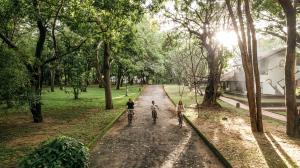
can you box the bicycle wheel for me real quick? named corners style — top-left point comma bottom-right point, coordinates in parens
top-left (128, 113), bottom-right (133, 125)
top-left (152, 111), bottom-right (157, 123)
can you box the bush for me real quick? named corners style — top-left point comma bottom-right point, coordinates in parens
top-left (18, 136), bottom-right (89, 168)
top-left (0, 47), bottom-right (29, 108)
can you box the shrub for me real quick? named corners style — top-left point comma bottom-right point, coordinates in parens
top-left (0, 47), bottom-right (29, 108)
top-left (18, 136), bottom-right (89, 168)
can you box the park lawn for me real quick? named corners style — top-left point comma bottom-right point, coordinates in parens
top-left (0, 85), bottom-right (142, 168)
top-left (164, 85), bottom-right (300, 168)
top-left (163, 85), bottom-right (203, 107)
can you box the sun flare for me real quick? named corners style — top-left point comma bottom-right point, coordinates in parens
top-left (215, 31), bottom-right (238, 49)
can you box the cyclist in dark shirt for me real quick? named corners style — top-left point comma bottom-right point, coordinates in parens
top-left (126, 98), bottom-right (135, 124)
top-left (127, 98), bottom-right (134, 109)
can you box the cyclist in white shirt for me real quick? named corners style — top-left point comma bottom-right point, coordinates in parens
top-left (151, 100), bottom-right (159, 123)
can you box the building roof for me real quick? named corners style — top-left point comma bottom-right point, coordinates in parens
top-left (221, 69), bottom-right (245, 82)
top-left (221, 71), bottom-right (235, 81)
top-left (258, 48), bottom-right (285, 61)
top-left (230, 48), bottom-right (286, 67)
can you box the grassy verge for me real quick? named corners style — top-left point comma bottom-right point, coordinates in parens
top-left (163, 85), bottom-right (203, 107)
top-left (0, 85), bottom-right (141, 167)
top-left (271, 111), bottom-right (287, 116)
top-left (164, 85), bottom-right (300, 167)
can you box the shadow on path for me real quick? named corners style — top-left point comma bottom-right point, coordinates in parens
top-left (254, 132), bottom-right (288, 168)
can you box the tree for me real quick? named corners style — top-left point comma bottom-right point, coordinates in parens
top-left (165, 0), bottom-right (227, 107)
top-left (112, 27), bottom-right (140, 90)
top-left (226, 0), bottom-right (263, 132)
top-left (169, 35), bottom-right (207, 115)
top-left (68, 52), bottom-right (87, 99)
top-left (135, 17), bottom-right (166, 84)
top-left (254, 0), bottom-right (300, 48)
top-left (92, 0), bottom-right (145, 109)
top-left (111, 16), bottom-right (166, 88)
top-left (0, 47), bottom-right (29, 108)
top-left (276, 0), bottom-right (300, 138)
top-left (0, 0), bottom-right (181, 121)
top-left (0, 0), bottom-right (88, 122)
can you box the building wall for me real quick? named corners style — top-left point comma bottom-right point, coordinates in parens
top-left (224, 49), bottom-right (300, 95)
top-left (226, 81), bottom-right (246, 93)
top-left (261, 54), bottom-right (285, 95)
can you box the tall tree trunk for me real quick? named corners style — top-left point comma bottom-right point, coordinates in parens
top-left (116, 65), bottom-right (122, 90)
top-left (49, 1), bottom-right (63, 93)
top-left (140, 73), bottom-right (145, 85)
top-left (95, 41), bottom-right (104, 88)
top-left (30, 7), bottom-right (47, 122)
top-left (64, 73), bottom-right (68, 86)
top-left (120, 76), bottom-right (124, 87)
top-left (277, 0), bottom-right (300, 137)
top-left (128, 75), bottom-right (132, 85)
top-left (50, 68), bottom-right (55, 92)
top-left (58, 69), bottom-right (63, 90)
top-left (103, 42), bottom-right (113, 109)
top-left (202, 70), bottom-right (218, 106)
top-left (125, 76), bottom-right (129, 96)
top-left (214, 49), bottom-right (224, 101)
top-left (226, 0), bottom-right (258, 132)
top-left (193, 74), bottom-right (200, 116)
top-left (129, 76), bottom-right (134, 85)
top-left (146, 76), bottom-right (150, 84)
top-left (141, 73), bottom-right (145, 84)
top-left (245, 0), bottom-right (263, 132)
top-left (74, 88), bottom-right (79, 99)
top-left (202, 48), bottom-right (219, 106)
top-left (96, 68), bottom-right (103, 88)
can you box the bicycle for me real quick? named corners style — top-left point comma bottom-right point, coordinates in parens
top-left (152, 110), bottom-right (157, 124)
top-left (178, 112), bottom-right (183, 128)
top-left (127, 109), bottom-right (134, 125)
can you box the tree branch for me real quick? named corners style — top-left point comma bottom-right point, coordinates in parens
top-left (0, 31), bottom-right (18, 49)
top-left (51, 0), bottom-right (64, 56)
top-left (42, 38), bottom-right (87, 66)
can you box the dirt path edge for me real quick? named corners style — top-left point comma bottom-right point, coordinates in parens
top-left (162, 85), bottom-right (232, 168)
top-left (88, 85), bottom-right (145, 148)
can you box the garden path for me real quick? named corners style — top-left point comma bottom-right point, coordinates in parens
top-left (90, 85), bottom-right (223, 168)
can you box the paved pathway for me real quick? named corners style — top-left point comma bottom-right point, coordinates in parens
top-left (220, 96), bottom-right (286, 122)
top-left (90, 85), bottom-right (223, 168)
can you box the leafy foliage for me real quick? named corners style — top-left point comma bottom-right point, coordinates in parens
top-left (67, 52), bottom-right (89, 99)
top-left (18, 136), bottom-right (89, 168)
top-left (0, 47), bottom-right (29, 107)
top-left (253, 0), bottom-right (300, 48)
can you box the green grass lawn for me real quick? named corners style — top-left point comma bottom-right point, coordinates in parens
top-left (271, 111), bottom-right (287, 116)
top-left (163, 85), bottom-right (203, 107)
top-left (0, 85), bottom-right (142, 167)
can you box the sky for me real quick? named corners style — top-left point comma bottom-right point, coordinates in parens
top-left (153, 1), bottom-right (178, 32)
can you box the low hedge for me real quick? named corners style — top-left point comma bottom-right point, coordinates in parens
top-left (18, 136), bottom-right (89, 168)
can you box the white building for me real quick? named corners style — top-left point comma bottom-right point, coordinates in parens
top-left (221, 48), bottom-right (300, 96)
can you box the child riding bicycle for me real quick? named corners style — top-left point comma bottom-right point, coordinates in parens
top-left (176, 100), bottom-right (185, 128)
top-left (151, 100), bottom-right (159, 123)
top-left (127, 98), bottom-right (135, 125)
